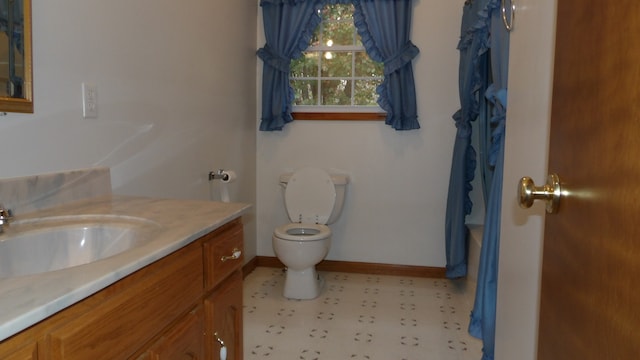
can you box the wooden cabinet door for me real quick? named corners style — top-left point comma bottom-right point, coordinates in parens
top-left (205, 271), bottom-right (243, 360)
top-left (146, 306), bottom-right (205, 360)
top-left (1, 344), bottom-right (37, 360)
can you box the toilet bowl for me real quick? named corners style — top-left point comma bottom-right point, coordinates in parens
top-left (273, 223), bottom-right (331, 299)
top-left (272, 167), bottom-right (348, 300)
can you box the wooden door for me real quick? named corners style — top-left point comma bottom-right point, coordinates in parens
top-left (537, 0), bottom-right (640, 358)
top-left (205, 271), bottom-right (243, 360)
top-left (145, 306), bottom-right (205, 360)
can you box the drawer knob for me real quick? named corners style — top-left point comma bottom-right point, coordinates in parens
top-left (220, 248), bottom-right (242, 262)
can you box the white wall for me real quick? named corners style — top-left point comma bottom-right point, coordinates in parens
top-left (0, 1), bottom-right (258, 259)
top-left (256, 0), bottom-right (467, 266)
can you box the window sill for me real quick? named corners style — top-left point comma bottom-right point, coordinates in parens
top-left (292, 112), bottom-right (386, 121)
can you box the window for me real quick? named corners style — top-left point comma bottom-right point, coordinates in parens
top-left (290, 4), bottom-right (385, 120)
top-left (258, 0), bottom-right (419, 130)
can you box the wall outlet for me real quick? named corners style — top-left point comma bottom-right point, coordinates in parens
top-left (82, 83), bottom-right (98, 118)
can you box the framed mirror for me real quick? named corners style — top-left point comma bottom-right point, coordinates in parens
top-left (0, 0), bottom-right (32, 113)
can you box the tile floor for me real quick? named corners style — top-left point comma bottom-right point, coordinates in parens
top-left (243, 267), bottom-right (482, 360)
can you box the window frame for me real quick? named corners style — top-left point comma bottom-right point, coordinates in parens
top-left (292, 111), bottom-right (387, 121)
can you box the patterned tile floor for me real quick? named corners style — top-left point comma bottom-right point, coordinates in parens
top-left (244, 267), bottom-right (482, 360)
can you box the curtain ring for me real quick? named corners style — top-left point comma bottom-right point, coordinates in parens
top-left (501, 0), bottom-right (515, 32)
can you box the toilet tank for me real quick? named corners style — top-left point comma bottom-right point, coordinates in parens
top-left (279, 171), bottom-right (349, 225)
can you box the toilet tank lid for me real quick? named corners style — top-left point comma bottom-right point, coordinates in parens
top-left (280, 172), bottom-right (349, 185)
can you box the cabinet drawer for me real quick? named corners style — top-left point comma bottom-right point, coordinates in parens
top-left (48, 242), bottom-right (203, 360)
top-left (203, 221), bottom-right (243, 291)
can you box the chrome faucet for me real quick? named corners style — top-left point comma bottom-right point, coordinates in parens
top-left (0, 204), bottom-right (13, 233)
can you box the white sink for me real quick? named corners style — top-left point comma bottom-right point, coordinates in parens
top-left (0, 215), bottom-right (161, 278)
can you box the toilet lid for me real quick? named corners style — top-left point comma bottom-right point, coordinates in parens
top-left (285, 167), bottom-right (336, 224)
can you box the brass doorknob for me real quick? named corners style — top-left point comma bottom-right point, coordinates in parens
top-left (518, 174), bottom-right (562, 214)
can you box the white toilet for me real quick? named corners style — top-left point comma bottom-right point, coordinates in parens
top-left (272, 167), bottom-right (349, 299)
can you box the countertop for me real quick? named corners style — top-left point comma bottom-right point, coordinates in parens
top-left (0, 195), bottom-right (250, 341)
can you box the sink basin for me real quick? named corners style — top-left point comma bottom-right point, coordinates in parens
top-left (0, 215), bottom-right (161, 278)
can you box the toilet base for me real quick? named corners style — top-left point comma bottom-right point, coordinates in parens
top-left (283, 267), bottom-right (324, 300)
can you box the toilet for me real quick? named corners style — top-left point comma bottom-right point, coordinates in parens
top-left (272, 167), bottom-right (349, 299)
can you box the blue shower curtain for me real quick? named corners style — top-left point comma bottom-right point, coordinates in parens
top-left (446, 1), bottom-right (509, 359)
top-left (468, 2), bottom-right (510, 360)
top-left (444, 0), bottom-right (492, 279)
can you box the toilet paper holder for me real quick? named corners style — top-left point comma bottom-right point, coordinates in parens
top-left (209, 169), bottom-right (230, 181)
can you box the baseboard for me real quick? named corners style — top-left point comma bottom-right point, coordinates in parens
top-left (244, 256), bottom-right (446, 278)
top-left (242, 256), bottom-right (259, 279)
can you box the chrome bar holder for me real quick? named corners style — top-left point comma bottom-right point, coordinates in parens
top-left (0, 205), bottom-right (14, 233)
top-left (208, 169), bottom-right (229, 181)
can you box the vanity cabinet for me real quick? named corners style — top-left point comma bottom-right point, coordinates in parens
top-left (0, 218), bottom-right (244, 360)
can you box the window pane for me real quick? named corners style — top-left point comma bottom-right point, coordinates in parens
top-left (321, 79), bottom-right (352, 105)
top-left (292, 80), bottom-right (319, 105)
top-left (321, 52), bottom-right (352, 78)
top-left (291, 52), bottom-right (319, 78)
top-left (290, 3), bottom-right (383, 112)
top-left (355, 33), bottom-right (363, 47)
top-left (323, 21), bottom-right (355, 46)
top-left (354, 79), bottom-right (383, 106)
top-left (322, 4), bottom-right (354, 21)
top-left (355, 52), bottom-right (384, 77)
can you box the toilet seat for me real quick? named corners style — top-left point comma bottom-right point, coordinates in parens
top-left (274, 223), bottom-right (331, 241)
top-left (285, 167), bottom-right (336, 225)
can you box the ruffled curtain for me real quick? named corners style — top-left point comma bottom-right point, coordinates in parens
top-left (257, 0), bottom-right (322, 131)
top-left (469, 84), bottom-right (506, 360)
top-left (446, 1), bottom-right (509, 359)
top-left (467, 2), bottom-right (510, 360)
top-left (444, 0), bottom-right (491, 279)
top-left (352, 0), bottom-right (420, 130)
top-left (257, 0), bottom-right (420, 131)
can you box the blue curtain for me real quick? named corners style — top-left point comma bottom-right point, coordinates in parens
top-left (444, 0), bottom-right (491, 279)
top-left (257, 0), bottom-right (420, 131)
top-left (353, 0), bottom-right (420, 130)
top-left (478, 56), bottom-right (493, 207)
top-left (468, 2), bottom-right (510, 360)
top-left (257, 0), bottom-right (322, 131)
